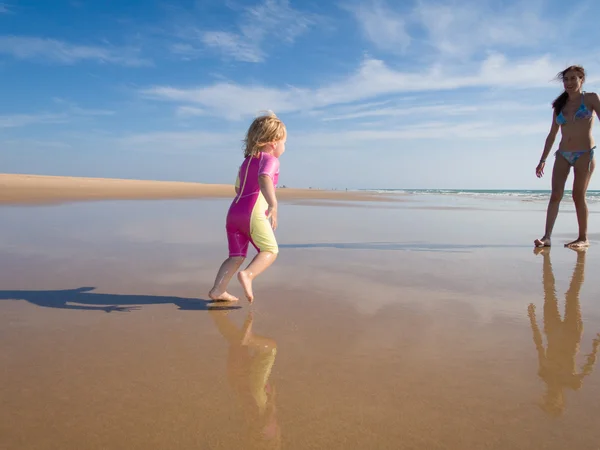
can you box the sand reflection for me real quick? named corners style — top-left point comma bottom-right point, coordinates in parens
top-left (528, 248), bottom-right (600, 416)
top-left (209, 309), bottom-right (281, 449)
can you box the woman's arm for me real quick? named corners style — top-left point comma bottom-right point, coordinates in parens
top-left (591, 92), bottom-right (600, 121)
top-left (536, 112), bottom-right (560, 177)
top-left (541, 112), bottom-right (560, 162)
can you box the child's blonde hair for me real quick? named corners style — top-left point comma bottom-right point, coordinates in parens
top-left (243, 111), bottom-right (286, 158)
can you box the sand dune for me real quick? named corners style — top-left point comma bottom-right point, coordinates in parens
top-left (0, 173), bottom-right (400, 205)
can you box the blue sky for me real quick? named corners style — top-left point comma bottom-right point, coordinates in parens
top-left (2, 0), bottom-right (600, 190)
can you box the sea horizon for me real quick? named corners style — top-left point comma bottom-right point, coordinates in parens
top-left (356, 188), bottom-right (600, 203)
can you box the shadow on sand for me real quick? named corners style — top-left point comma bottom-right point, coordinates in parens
top-left (0, 287), bottom-right (241, 312)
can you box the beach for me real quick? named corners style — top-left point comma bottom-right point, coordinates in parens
top-left (0, 174), bottom-right (396, 205)
top-left (2, 175), bottom-right (600, 449)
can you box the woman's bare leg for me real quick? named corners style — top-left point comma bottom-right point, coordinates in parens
top-left (209, 256), bottom-right (245, 301)
top-left (535, 155), bottom-right (570, 247)
top-left (238, 251), bottom-right (277, 303)
top-left (566, 153), bottom-right (595, 248)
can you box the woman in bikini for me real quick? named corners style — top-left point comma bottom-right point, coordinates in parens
top-left (535, 65), bottom-right (600, 248)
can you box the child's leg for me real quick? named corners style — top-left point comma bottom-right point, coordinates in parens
top-left (209, 256), bottom-right (245, 301)
top-left (238, 251), bottom-right (277, 303)
top-left (241, 211), bottom-right (279, 303)
top-left (209, 229), bottom-right (249, 301)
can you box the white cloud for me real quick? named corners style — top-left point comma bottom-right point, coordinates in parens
top-left (117, 130), bottom-right (240, 152)
top-left (320, 101), bottom-right (546, 122)
top-left (201, 31), bottom-right (264, 63)
top-left (2, 138), bottom-right (72, 149)
top-left (241, 0), bottom-right (315, 43)
top-left (141, 53), bottom-right (564, 120)
top-left (176, 106), bottom-right (206, 117)
top-left (51, 98), bottom-right (115, 116)
top-left (141, 83), bottom-right (305, 120)
top-left (69, 106), bottom-right (115, 116)
top-left (283, 120), bottom-right (550, 152)
top-left (173, 0), bottom-right (317, 62)
top-left (110, 117), bottom-right (549, 159)
top-left (411, 0), bottom-right (553, 59)
top-left (0, 113), bottom-right (68, 128)
top-left (0, 101), bottom-right (115, 130)
top-left (343, 0), bottom-right (565, 62)
top-left (170, 43), bottom-right (198, 60)
top-left (0, 36), bottom-right (151, 66)
top-left (0, 3), bottom-right (10, 14)
top-left (344, 0), bottom-right (411, 52)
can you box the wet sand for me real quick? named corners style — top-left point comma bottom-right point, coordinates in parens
top-left (1, 198), bottom-right (600, 449)
top-left (0, 174), bottom-right (398, 205)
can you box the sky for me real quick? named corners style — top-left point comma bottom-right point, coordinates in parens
top-left (2, 0), bottom-right (600, 190)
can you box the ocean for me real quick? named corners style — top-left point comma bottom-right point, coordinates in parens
top-left (359, 188), bottom-right (600, 204)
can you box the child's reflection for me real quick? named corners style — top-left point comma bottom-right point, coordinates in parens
top-left (209, 308), bottom-right (280, 448)
top-left (528, 248), bottom-right (600, 416)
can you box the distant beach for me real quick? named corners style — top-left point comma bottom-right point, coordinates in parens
top-left (4, 173), bottom-right (600, 207)
top-left (0, 173), bottom-right (402, 205)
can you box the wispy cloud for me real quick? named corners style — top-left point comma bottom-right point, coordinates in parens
top-left (176, 106), bottom-right (205, 117)
top-left (344, 0), bottom-right (557, 61)
top-left (320, 101), bottom-right (546, 122)
top-left (344, 0), bottom-right (411, 53)
top-left (141, 53), bottom-right (564, 120)
top-left (2, 138), bottom-right (72, 149)
top-left (173, 0), bottom-right (318, 62)
top-left (112, 117), bottom-right (549, 159)
top-left (0, 36), bottom-right (151, 66)
top-left (141, 82), bottom-right (303, 120)
top-left (117, 130), bottom-right (240, 153)
top-left (293, 121), bottom-right (550, 145)
top-left (201, 31), bottom-right (264, 63)
top-left (412, 0), bottom-right (553, 59)
top-left (52, 98), bottom-right (115, 116)
top-left (1, 100), bottom-right (115, 129)
top-left (0, 2), bottom-right (11, 14)
top-left (0, 113), bottom-right (68, 128)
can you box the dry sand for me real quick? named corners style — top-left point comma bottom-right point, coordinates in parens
top-left (0, 173), bottom-right (398, 205)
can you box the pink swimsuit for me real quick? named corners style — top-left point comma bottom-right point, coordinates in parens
top-left (226, 152), bottom-right (280, 258)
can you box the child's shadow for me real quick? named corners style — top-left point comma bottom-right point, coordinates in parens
top-left (0, 287), bottom-right (241, 312)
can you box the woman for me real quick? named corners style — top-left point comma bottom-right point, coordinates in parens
top-left (535, 65), bottom-right (600, 248)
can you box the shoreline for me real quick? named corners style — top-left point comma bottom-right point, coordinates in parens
top-left (0, 173), bottom-right (402, 206)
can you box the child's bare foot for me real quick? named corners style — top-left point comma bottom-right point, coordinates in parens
top-left (208, 289), bottom-right (238, 302)
top-left (237, 271), bottom-right (254, 303)
top-left (565, 238), bottom-right (590, 249)
top-left (534, 237), bottom-right (551, 247)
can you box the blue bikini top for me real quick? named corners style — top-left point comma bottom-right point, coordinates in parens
top-left (556, 92), bottom-right (593, 125)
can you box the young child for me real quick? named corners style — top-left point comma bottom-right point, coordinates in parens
top-left (209, 112), bottom-right (286, 303)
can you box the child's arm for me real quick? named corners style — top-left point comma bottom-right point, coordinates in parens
top-left (259, 175), bottom-right (278, 230)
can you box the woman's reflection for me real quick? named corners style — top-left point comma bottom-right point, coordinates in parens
top-left (209, 308), bottom-right (281, 448)
top-left (528, 248), bottom-right (600, 416)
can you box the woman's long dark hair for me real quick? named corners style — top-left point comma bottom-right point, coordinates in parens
top-left (552, 65), bottom-right (586, 115)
